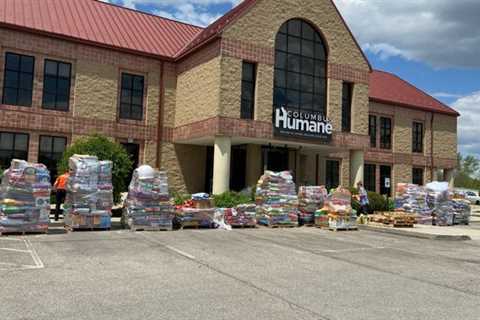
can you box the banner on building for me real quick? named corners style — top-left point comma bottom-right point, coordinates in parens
top-left (273, 106), bottom-right (333, 142)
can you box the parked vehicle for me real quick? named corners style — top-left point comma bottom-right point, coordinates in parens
top-left (464, 190), bottom-right (480, 205)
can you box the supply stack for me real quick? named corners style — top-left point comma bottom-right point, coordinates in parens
top-left (64, 155), bottom-right (113, 231)
top-left (255, 171), bottom-right (298, 227)
top-left (451, 198), bottom-right (471, 225)
top-left (395, 183), bottom-right (432, 224)
top-left (178, 193), bottom-right (216, 228)
top-left (124, 166), bottom-right (174, 231)
top-left (325, 187), bottom-right (357, 231)
top-left (426, 182), bottom-right (453, 226)
top-left (298, 186), bottom-right (328, 225)
top-left (0, 160), bottom-right (51, 235)
top-left (370, 212), bottom-right (416, 228)
top-left (224, 204), bottom-right (257, 228)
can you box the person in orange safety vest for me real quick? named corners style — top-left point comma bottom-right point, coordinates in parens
top-left (53, 171), bottom-right (70, 221)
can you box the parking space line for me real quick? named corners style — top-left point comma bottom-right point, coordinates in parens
top-left (0, 247), bottom-right (31, 253)
top-left (24, 239), bottom-right (44, 269)
top-left (164, 245), bottom-right (196, 260)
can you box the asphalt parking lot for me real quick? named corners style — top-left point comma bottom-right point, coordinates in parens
top-left (1, 227), bottom-right (479, 320)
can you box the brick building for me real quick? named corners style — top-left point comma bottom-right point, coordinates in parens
top-left (0, 0), bottom-right (458, 195)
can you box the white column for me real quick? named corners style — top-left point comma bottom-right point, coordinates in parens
top-left (444, 169), bottom-right (456, 188)
top-left (212, 136), bottom-right (232, 194)
top-left (350, 150), bottom-right (364, 187)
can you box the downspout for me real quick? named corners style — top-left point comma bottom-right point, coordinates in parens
top-left (156, 61), bottom-right (165, 169)
top-left (430, 112), bottom-right (435, 181)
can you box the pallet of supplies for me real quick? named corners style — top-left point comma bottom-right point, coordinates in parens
top-left (255, 171), bottom-right (298, 227)
top-left (224, 204), bottom-right (257, 227)
top-left (298, 186), bottom-right (328, 225)
top-left (314, 208), bottom-right (329, 228)
top-left (0, 159), bottom-right (51, 235)
top-left (395, 183), bottom-right (432, 225)
top-left (177, 193), bottom-right (215, 228)
top-left (64, 155), bottom-right (113, 231)
top-left (426, 182), bottom-right (453, 226)
top-left (124, 166), bottom-right (174, 231)
top-left (371, 211), bottom-right (416, 228)
top-left (451, 199), bottom-right (471, 225)
top-left (326, 187), bottom-right (357, 231)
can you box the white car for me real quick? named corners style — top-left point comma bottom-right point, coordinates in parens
top-left (464, 191), bottom-right (480, 205)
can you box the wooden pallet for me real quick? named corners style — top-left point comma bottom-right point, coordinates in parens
top-left (230, 225), bottom-right (257, 229)
top-left (64, 226), bottom-right (111, 232)
top-left (267, 224), bottom-right (298, 228)
top-left (329, 227), bottom-right (358, 232)
top-left (369, 222), bottom-right (414, 229)
top-left (130, 226), bottom-right (173, 232)
top-left (0, 230), bottom-right (48, 236)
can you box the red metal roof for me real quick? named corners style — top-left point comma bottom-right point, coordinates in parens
top-left (369, 70), bottom-right (459, 116)
top-left (0, 0), bottom-right (203, 59)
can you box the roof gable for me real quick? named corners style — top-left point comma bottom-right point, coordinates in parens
top-left (369, 70), bottom-right (459, 116)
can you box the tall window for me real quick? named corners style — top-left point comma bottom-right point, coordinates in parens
top-left (120, 73), bottom-right (144, 120)
top-left (273, 19), bottom-right (327, 114)
top-left (0, 132), bottom-right (29, 168)
top-left (2, 52), bottom-right (35, 107)
top-left (412, 122), bottom-right (424, 153)
top-left (38, 136), bottom-right (67, 179)
top-left (380, 117), bottom-right (392, 149)
top-left (342, 82), bottom-right (353, 132)
top-left (364, 164), bottom-right (376, 192)
top-left (412, 168), bottom-right (424, 186)
top-left (326, 160), bottom-right (340, 191)
top-left (42, 59), bottom-right (72, 111)
top-left (241, 62), bottom-right (256, 119)
top-left (369, 115), bottom-right (377, 148)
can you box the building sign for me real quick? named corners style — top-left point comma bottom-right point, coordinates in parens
top-left (274, 106), bottom-right (333, 141)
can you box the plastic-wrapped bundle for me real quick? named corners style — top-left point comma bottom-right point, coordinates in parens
top-left (395, 183), bottom-right (432, 224)
top-left (426, 182), bottom-right (453, 226)
top-left (64, 155), bottom-right (113, 229)
top-left (326, 187), bottom-right (357, 230)
top-left (224, 204), bottom-right (257, 227)
top-left (179, 208), bottom-right (216, 227)
top-left (0, 159), bottom-right (51, 234)
top-left (256, 171), bottom-right (298, 226)
top-left (298, 186), bottom-right (328, 225)
top-left (451, 199), bottom-right (470, 225)
top-left (124, 166), bottom-right (174, 230)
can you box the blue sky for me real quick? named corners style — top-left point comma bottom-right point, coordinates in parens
top-left (102, 0), bottom-right (480, 158)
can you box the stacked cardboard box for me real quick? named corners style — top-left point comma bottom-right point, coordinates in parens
top-left (64, 155), bottom-right (113, 230)
top-left (298, 186), bottom-right (328, 225)
top-left (0, 160), bottom-right (51, 234)
top-left (124, 166), bottom-right (174, 231)
top-left (256, 171), bottom-right (298, 227)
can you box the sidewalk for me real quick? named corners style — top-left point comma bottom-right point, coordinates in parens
top-left (360, 223), bottom-right (480, 241)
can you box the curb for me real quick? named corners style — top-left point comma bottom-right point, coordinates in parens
top-left (358, 225), bottom-right (471, 241)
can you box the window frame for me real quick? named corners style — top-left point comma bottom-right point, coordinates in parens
top-left (42, 59), bottom-right (72, 111)
top-left (412, 121), bottom-right (424, 153)
top-left (273, 19), bottom-right (327, 115)
top-left (380, 117), bottom-right (392, 150)
top-left (241, 61), bottom-right (256, 119)
top-left (2, 52), bottom-right (35, 107)
top-left (341, 82), bottom-right (353, 132)
top-left (119, 72), bottom-right (145, 121)
top-left (38, 135), bottom-right (67, 178)
top-left (412, 167), bottom-right (424, 186)
top-left (0, 131), bottom-right (29, 168)
top-left (369, 115), bottom-right (377, 148)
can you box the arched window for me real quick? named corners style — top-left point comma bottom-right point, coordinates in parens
top-left (273, 19), bottom-right (327, 115)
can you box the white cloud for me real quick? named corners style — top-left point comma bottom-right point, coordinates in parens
top-left (334, 0), bottom-right (480, 68)
top-left (453, 92), bottom-right (480, 157)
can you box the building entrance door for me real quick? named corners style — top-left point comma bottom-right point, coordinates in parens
top-left (121, 142), bottom-right (140, 186)
top-left (380, 165), bottom-right (392, 196)
top-left (230, 146), bottom-right (247, 191)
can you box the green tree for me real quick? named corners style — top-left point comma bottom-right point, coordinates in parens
top-left (57, 135), bottom-right (133, 202)
top-left (455, 153), bottom-right (480, 191)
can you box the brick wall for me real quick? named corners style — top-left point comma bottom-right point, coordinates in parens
top-left (0, 28), bottom-right (162, 167)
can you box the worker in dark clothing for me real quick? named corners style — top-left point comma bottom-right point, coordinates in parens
top-left (53, 171), bottom-right (69, 221)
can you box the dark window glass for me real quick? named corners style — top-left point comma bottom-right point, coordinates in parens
top-left (369, 115), bottom-right (377, 148)
top-left (412, 167), bottom-right (424, 186)
top-left (42, 59), bottom-right (72, 111)
top-left (2, 53), bottom-right (35, 107)
top-left (412, 122), bottom-right (424, 153)
top-left (38, 136), bottom-right (67, 179)
top-left (0, 132), bottom-right (29, 168)
top-left (380, 117), bottom-right (392, 150)
top-left (119, 73), bottom-right (144, 120)
top-left (121, 142), bottom-right (140, 186)
top-left (274, 19), bottom-right (327, 114)
top-left (342, 82), bottom-right (353, 132)
top-left (364, 164), bottom-right (376, 192)
top-left (241, 62), bottom-right (256, 119)
top-left (326, 160), bottom-right (340, 191)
